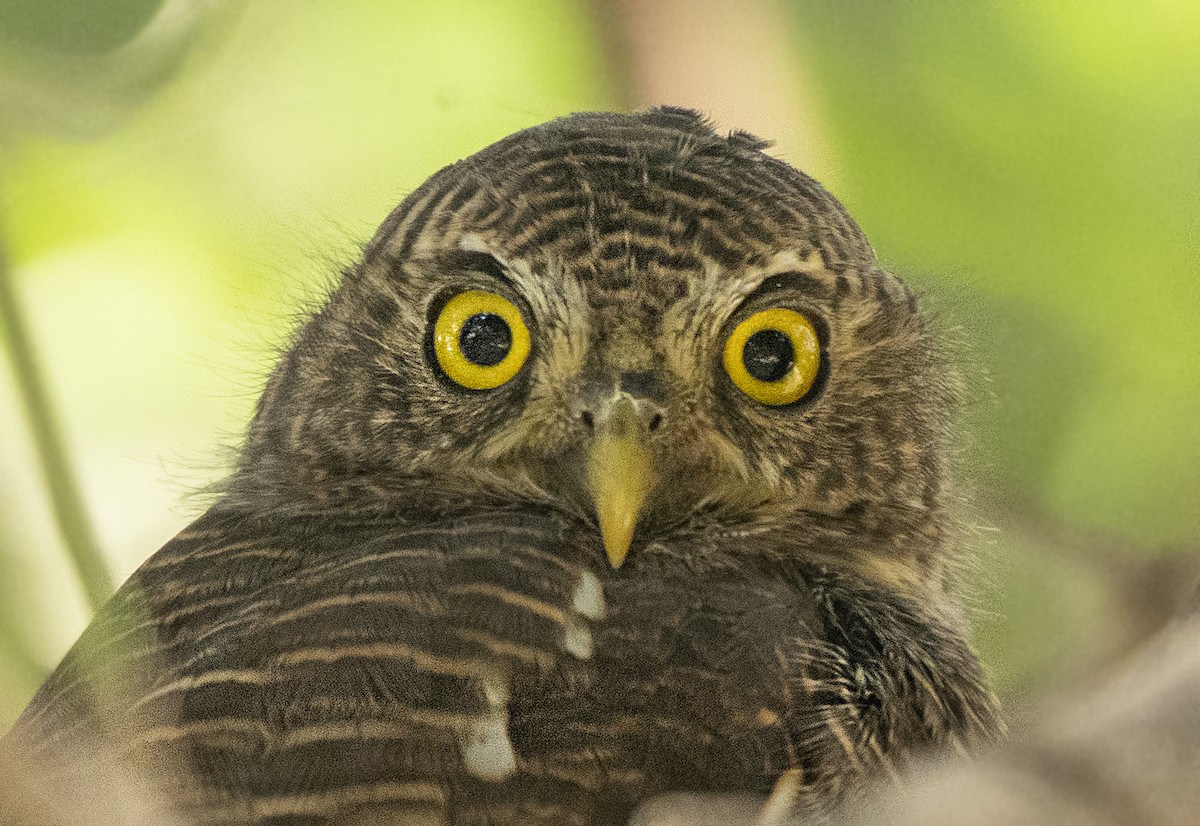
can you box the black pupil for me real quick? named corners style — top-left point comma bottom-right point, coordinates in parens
top-left (742, 329), bottom-right (794, 382)
top-left (459, 313), bottom-right (513, 366)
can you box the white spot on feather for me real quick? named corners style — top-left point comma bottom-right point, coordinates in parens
top-left (461, 713), bottom-right (517, 780)
top-left (563, 619), bottom-right (594, 660)
top-left (571, 571), bottom-right (605, 620)
top-left (480, 672), bottom-right (509, 709)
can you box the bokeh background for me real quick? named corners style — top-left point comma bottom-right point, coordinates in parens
top-left (1, 0), bottom-right (1197, 730)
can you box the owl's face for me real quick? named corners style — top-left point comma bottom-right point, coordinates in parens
top-left (238, 109), bottom-right (953, 591)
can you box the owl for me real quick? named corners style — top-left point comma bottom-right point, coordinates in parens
top-left (3, 108), bottom-right (1001, 825)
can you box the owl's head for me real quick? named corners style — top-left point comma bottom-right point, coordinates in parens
top-left (234, 108), bottom-right (957, 592)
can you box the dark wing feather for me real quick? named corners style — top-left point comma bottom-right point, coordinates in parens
top-left (5, 510), bottom-right (1000, 825)
top-left (5, 506), bottom-right (603, 824)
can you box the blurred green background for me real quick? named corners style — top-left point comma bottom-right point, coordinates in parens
top-left (1, 1), bottom-right (1197, 729)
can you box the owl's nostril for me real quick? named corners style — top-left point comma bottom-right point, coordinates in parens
top-left (579, 401), bottom-right (663, 435)
top-left (578, 367), bottom-right (668, 436)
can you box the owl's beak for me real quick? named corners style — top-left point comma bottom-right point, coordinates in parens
top-left (585, 394), bottom-right (655, 568)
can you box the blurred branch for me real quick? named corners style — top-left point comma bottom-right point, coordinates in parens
top-left (592, 0), bottom-right (837, 183)
top-left (840, 610), bottom-right (1200, 826)
top-left (0, 737), bottom-right (189, 826)
top-left (1001, 496), bottom-right (1200, 660)
top-left (0, 217), bottom-right (114, 611)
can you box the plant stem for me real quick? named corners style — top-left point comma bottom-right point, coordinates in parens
top-left (0, 617), bottom-right (45, 690)
top-left (0, 220), bottom-right (114, 613)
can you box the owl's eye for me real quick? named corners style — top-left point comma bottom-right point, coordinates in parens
top-left (723, 308), bottom-right (821, 406)
top-left (432, 290), bottom-right (531, 389)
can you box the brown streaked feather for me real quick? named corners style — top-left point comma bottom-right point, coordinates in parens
top-left (7, 507), bottom-right (999, 824)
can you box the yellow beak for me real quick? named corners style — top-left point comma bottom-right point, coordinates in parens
top-left (585, 395), bottom-right (655, 568)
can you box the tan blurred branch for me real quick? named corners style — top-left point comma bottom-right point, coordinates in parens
top-left (594, 0), bottom-right (838, 184)
top-left (1002, 497), bottom-right (1200, 661)
top-left (842, 611), bottom-right (1200, 826)
top-left (0, 742), bottom-right (188, 826)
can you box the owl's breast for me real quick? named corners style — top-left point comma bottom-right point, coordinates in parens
top-left (504, 567), bottom-right (824, 817)
top-left (504, 555), bottom-right (1002, 821)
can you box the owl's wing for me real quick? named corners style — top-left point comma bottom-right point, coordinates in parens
top-left (5, 506), bottom-right (604, 824)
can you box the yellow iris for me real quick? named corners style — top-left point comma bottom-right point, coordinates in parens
top-left (723, 307), bottom-right (821, 406)
top-left (433, 290), bottom-right (531, 390)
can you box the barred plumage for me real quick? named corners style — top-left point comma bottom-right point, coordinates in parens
top-left (4, 108), bottom-right (1001, 824)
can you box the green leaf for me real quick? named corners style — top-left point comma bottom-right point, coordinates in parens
top-left (0, 0), bottom-right (165, 56)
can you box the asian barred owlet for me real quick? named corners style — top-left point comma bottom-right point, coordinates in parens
top-left (3, 108), bottom-right (1001, 825)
